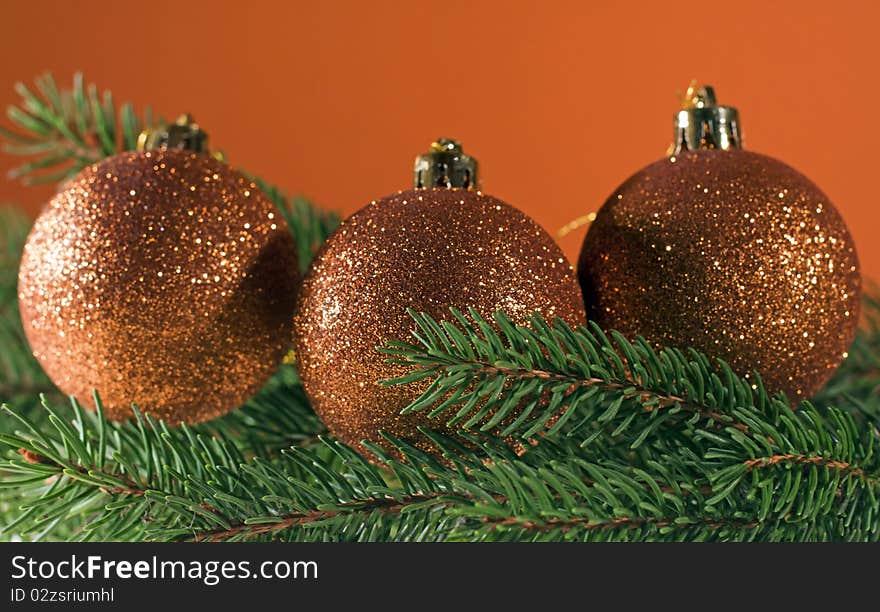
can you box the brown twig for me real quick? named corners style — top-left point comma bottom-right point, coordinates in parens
top-left (483, 514), bottom-right (760, 534)
top-left (187, 492), bottom-right (454, 542)
top-left (421, 360), bottom-right (749, 433)
top-left (744, 453), bottom-right (880, 487)
top-left (189, 492), bottom-right (756, 541)
top-left (15, 448), bottom-right (148, 497)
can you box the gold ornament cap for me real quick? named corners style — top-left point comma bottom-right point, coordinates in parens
top-left (137, 113), bottom-right (209, 153)
top-left (672, 83), bottom-right (742, 153)
top-left (413, 138), bottom-right (478, 189)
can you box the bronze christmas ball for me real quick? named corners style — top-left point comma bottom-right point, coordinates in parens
top-left (294, 188), bottom-right (586, 455)
top-left (18, 149), bottom-right (299, 423)
top-left (578, 148), bottom-right (861, 399)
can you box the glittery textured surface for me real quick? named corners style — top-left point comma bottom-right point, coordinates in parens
top-left (294, 188), bottom-right (586, 454)
top-left (578, 149), bottom-right (861, 398)
top-left (18, 149), bottom-right (299, 423)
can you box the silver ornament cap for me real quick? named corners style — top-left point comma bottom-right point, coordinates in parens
top-left (672, 84), bottom-right (742, 153)
top-left (413, 138), bottom-right (479, 189)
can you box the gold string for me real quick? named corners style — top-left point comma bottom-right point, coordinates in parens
top-left (679, 79), bottom-right (701, 110)
top-left (560, 81), bottom-right (701, 240)
top-left (666, 79), bottom-right (702, 155)
top-left (556, 212), bottom-right (597, 239)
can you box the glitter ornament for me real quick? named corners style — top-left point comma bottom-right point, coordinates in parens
top-left (294, 139), bottom-right (585, 455)
top-left (578, 85), bottom-right (861, 398)
top-left (18, 117), bottom-right (299, 423)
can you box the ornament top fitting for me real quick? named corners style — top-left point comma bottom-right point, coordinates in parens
top-left (413, 138), bottom-right (478, 190)
top-left (137, 113), bottom-right (209, 153)
top-left (672, 83), bottom-right (742, 154)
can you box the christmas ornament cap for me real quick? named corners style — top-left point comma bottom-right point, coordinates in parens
top-left (673, 83), bottom-right (742, 153)
top-left (413, 138), bottom-right (478, 189)
top-left (136, 113), bottom-right (210, 154)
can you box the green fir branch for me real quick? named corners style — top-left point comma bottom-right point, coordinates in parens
top-left (200, 365), bottom-right (326, 459)
top-left (381, 309), bottom-right (769, 447)
top-left (2, 396), bottom-right (879, 541)
top-left (4, 305), bottom-right (879, 542)
top-left (815, 291), bottom-right (880, 419)
top-left (383, 307), bottom-right (880, 447)
top-left (250, 177), bottom-right (339, 273)
top-left (377, 309), bottom-right (880, 538)
top-left (2, 73), bottom-right (156, 184)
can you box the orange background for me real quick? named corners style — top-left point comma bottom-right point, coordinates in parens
top-left (1, 1), bottom-right (878, 278)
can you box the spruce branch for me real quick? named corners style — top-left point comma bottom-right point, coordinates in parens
top-left (251, 178), bottom-right (339, 273)
top-left (815, 291), bottom-right (880, 419)
top-left (377, 309), bottom-right (880, 537)
top-left (0, 393), bottom-right (329, 541)
top-left (1, 73), bottom-right (156, 185)
top-left (383, 307), bottom-right (880, 448)
top-left (200, 365), bottom-right (326, 459)
top-left (381, 308), bottom-right (767, 448)
top-left (2, 391), bottom-right (880, 542)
